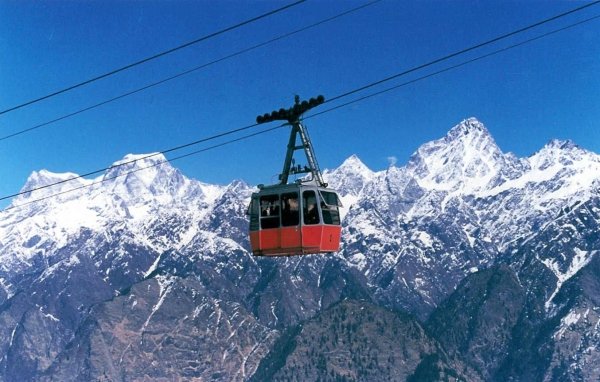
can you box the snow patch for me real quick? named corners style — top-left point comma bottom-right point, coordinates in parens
top-left (143, 253), bottom-right (162, 278)
top-left (349, 252), bottom-right (367, 270)
top-left (141, 276), bottom-right (174, 332)
top-left (414, 231), bottom-right (433, 247)
top-left (38, 306), bottom-right (60, 322)
top-left (543, 249), bottom-right (596, 310)
top-left (555, 310), bottom-right (582, 339)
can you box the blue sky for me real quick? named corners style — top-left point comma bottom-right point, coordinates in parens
top-left (1, 0), bottom-right (599, 209)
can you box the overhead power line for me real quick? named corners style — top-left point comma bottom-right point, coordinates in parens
top-left (0, 0), bottom-right (382, 142)
top-left (0, 0), bottom-right (307, 116)
top-left (2, 7), bottom-right (599, 211)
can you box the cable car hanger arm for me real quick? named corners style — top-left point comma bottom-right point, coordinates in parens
top-left (256, 95), bottom-right (327, 187)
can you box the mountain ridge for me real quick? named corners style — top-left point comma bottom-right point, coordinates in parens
top-left (0, 117), bottom-right (599, 380)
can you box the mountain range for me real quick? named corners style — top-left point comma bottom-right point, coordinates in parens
top-left (0, 117), bottom-right (599, 381)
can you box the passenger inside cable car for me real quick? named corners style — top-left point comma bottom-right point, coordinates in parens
top-left (281, 193), bottom-right (299, 226)
top-left (303, 191), bottom-right (319, 224)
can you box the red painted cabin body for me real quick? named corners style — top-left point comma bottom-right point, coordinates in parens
top-left (248, 183), bottom-right (342, 256)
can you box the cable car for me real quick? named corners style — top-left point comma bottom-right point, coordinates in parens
top-left (248, 95), bottom-right (343, 256)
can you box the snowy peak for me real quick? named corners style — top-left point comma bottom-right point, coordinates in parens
top-left (445, 117), bottom-right (492, 143)
top-left (324, 154), bottom-right (375, 197)
top-left (21, 170), bottom-right (84, 191)
top-left (511, 138), bottom-right (600, 203)
top-left (111, 152), bottom-right (168, 167)
top-left (17, 169), bottom-right (91, 202)
top-left (327, 154), bottom-right (374, 179)
top-left (1, 151), bottom-right (227, 272)
top-left (538, 139), bottom-right (587, 159)
top-left (434, 118), bottom-right (501, 160)
top-left (104, 152), bottom-right (169, 180)
top-left (339, 155), bottom-right (373, 175)
top-left (407, 118), bottom-right (507, 193)
top-left (530, 139), bottom-right (595, 170)
top-left (1, 118), bottom-right (600, 381)
top-left (544, 139), bottom-right (579, 151)
top-left (101, 152), bottom-right (189, 200)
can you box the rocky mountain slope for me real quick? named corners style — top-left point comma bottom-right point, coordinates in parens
top-left (250, 299), bottom-right (478, 382)
top-left (0, 117), bottom-right (598, 380)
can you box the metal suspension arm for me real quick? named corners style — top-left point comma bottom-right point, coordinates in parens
top-left (296, 121), bottom-right (325, 186)
top-left (279, 123), bottom-right (300, 185)
top-left (256, 95), bottom-right (327, 187)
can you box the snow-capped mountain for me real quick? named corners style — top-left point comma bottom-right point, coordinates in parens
top-left (407, 118), bottom-right (520, 194)
top-left (337, 118), bottom-right (600, 316)
top-left (1, 153), bottom-right (222, 274)
top-left (0, 117), bottom-right (598, 380)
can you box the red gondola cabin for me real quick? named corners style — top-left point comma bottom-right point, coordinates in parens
top-left (248, 183), bottom-right (342, 256)
top-left (248, 95), bottom-right (342, 256)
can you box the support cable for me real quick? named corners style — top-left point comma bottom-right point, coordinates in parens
top-left (327, 0), bottom-right (600, 104)
top-left (0, 0), bottom-right (382, 142)
top-left (1, 10), bottom-right (599, 209)
top-left (2, 124), bottom-right (287, 212)
top-left (313, 14), bottom-right (600, 120)
top-left (0, 122), bottom-right (260, 202)
top-left (0, 0), bottom-right (307, 116)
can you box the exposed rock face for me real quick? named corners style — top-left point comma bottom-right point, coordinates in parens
top-left (1, 118), bottom-right (599, 380)
top-left (427, 265), bottom-right (527, 380)
top-left (44, 276), bottom-right (277, 381)
top-left (251, 299), bottom-right (478, 382)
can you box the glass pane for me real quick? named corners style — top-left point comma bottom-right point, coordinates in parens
top-left (249, 196), bottom-right (260, 231)
top-left (281, 192), bottom-right (299, 227)
top-left (319, 191), bottom-right (340, 225)
top-left (320, 191), bottom-right (343, 207)
top-left (303, 190), bottom-right (319, 225)
top-left (260, 194), bottom-right (280, 229)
